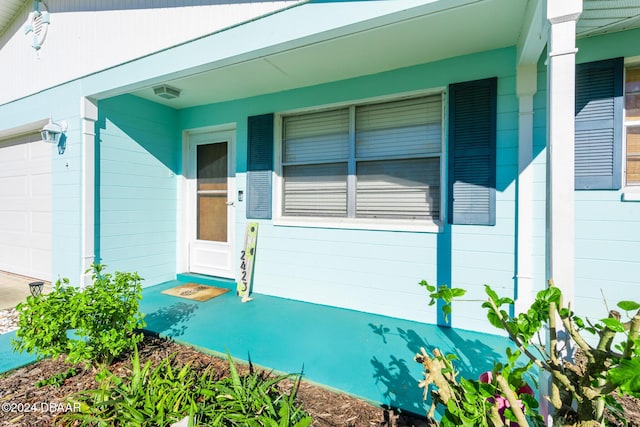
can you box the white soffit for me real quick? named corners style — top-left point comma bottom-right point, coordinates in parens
top-left (130, 0), bottom-right (528, 109)
top-left (578, 0), bottom-right (640, 37)
top-left (0, 0), bottom-right (26, 36)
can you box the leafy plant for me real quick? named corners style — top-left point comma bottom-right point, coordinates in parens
top-left (207, 353), bottom-right (312, 427)
top-left (12, 263), bottom-right (145, 367)
top-left (56, 348), bottom-right (312, 427)
top-left (416, 280), bottom-right (640, 426)
top-left (35, 367), bottom-right (79, 388)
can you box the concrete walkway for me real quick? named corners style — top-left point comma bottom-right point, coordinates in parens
top-left (141, 273), bottom-right (517, 416)
top-left (0, 271), bottom-right (51, 310)
top-left (0, 272), bottom-right (50, 374)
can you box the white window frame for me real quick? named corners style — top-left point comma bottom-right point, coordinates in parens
top-left (273, 90), bottom-right (446, 232)
top-left (623, 58), bottom-right (640, 201)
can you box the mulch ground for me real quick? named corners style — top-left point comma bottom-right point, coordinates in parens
top-left (0, 334), bottom-right (432, 427)
top-left (2, 331), bottom-right (639, 426)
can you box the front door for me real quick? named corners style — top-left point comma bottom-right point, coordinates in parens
top-left (186, 130), bottom-right (235, 278)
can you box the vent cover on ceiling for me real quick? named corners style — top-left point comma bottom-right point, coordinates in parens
top-left (153, 85), bottom-right (182, 100)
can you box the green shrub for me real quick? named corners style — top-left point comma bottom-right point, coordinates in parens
top-left (417, 280), bottom-right (640, 426)
top-left (56, 348), bottom-right (312, 427)
top-left (12, 264), bottom-right (145, 367)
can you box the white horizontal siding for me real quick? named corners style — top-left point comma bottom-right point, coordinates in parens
top-left (0, 1), bottom-right (301, 105)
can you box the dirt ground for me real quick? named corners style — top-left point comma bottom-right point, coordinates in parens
top-left (0, 334), bottom-right (432, 427)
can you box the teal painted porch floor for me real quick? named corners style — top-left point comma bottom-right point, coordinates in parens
top-left (141, 274), bottom-right (513, 416)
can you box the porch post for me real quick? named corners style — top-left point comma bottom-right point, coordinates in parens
top-left (515, 64), bottom-right (537, 314)
top-left (80, 97), bottom-right (97, 289)
top-left (543, 0), bottom-right (582, 423)
top-left (546, 0), bottom-right (581, 306)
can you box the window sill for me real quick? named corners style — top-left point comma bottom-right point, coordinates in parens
top-left (622, 188), bottom-right (640, 201)
top-left (272, 217), bottom-right (442, 233)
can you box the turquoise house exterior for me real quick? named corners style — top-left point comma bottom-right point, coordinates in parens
top-left (1, 0), bottom-right (640, 342)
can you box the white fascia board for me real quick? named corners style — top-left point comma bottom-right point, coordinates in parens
top-left (83, 0), bottom-right (480, 99)
top-left (0, 118), bottom-right (48, 140)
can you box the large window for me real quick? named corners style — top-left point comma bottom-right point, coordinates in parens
top-left (280, 95), bottom-right (443, 221)
top-left (626, 66), bottom-right (640, 186)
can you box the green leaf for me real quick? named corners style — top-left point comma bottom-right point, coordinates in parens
top-left (486, 311), bottom-right (503, 329)
top-left (617, 301), bottom-right (640, 311)
top-left (497, 297), bottom-right (514, 306)
top-left (451, 288), bottom-right (467, 298)
top-left (484, 285), bottom-right (499, 303)
top-left (608, 358), bottom-right (640, 396)
top-left (601, 318), bottom-right (625, 333)
top-left (537, 287), bottom-right (561, 304)
top-left (419, 280), bottom-right (436, 292)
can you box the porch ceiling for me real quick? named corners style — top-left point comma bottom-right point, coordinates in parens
top-left (129, 0), bottom-right (528, 109)
top-left (578, 0), bottom-right (640, 38)
top-left (125, 0), bottom-right (640, 110)
top-left (0, 0), bottom-right (26, 36)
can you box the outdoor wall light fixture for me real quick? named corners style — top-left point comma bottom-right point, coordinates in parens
top-left (24, 0), bottom-right (50, 51)
top-left (41, 118), bottom-right (67, 144)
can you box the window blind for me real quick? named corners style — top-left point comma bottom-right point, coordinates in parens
top-left (284, 109), bottom-right (349, 164)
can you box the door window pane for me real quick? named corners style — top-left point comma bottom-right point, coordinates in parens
top-left (197, 142), bottom-right (227, 241)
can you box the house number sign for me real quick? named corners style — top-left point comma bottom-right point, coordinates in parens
top-left (237, 222), bottom-right (258, 303)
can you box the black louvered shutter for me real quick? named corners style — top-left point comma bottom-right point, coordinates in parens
top-left (575, 58), bottom-right (623, 190)
top-left (448, 77), bottom-right (497, 225)
top-left (246, 113), bottom-right (274, 219)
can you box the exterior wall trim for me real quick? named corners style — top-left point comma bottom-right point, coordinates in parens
top-left (81, 97), bottom-right (98, 288)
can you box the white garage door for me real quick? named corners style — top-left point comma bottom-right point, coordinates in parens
top-left (0, 133), bottom-right (52, 280)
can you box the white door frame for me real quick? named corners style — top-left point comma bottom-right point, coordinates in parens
top-left (180, 124), bottom-right (236, 278)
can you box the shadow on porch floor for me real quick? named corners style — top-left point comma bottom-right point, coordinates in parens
top-left (140, 274), bottom-right (512, 416)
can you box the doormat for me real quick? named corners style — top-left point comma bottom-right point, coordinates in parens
top-left (161, 283), bottom-right (230, 302)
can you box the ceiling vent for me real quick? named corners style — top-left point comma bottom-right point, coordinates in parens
top-left (153, 85), bottom-right (182, 100)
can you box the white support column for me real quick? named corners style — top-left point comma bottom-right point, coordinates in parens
top-left (80, 97), bottom-right (98, 289)
top-left (543, 1), bottom-right (582, 423)
top-left (515, 64), bottom-right (537, 314)
top-left (546, 0), bottom-right (581, 304)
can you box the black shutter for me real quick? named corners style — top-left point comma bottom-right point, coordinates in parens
top-left (448, 77), bottom-right (497, 225)
top-left (246, 113), bottom-right (274, 219)
top-left (575, 57), bottom-right (623, 190)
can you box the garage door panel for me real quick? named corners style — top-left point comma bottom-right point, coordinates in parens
top-left (31, 173), bottom-right (52, 196)
top-left (0, 197), bottom-right (49, 212)
top-left (26, 234), bottom-right (51, 250)
top-left (0, 244), bottom-right (28, 266)
top-left (30, 249), bottom-right (51, 280)
top-left (0, 176), bottom-right (28, 196)
top-left (0, 141), bottom-right (28, 162)
top-left (32, 212), bottom-right (51, 234)
top-left (0, 132), bottom-right (51, 280)
top-left (0, 213), bottom-right (27, 231)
